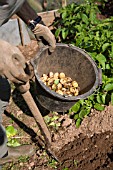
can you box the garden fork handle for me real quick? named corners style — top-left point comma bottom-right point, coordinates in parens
top-left (21, 90), bottom-right (59, 161)
top-left (21, 89), bottom-right (52, 145)
top-left (16, 82), bottom-right (52, 146)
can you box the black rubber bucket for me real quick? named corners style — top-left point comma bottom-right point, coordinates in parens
top-left (31, 43), bottom-right (102, 112)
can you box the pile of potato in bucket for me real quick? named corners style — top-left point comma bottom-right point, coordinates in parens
top-left (40, 72), bottom-right (80, 97)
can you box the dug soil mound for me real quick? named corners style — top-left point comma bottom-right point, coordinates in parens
top-left (50, 105), bottom-right (113, 170)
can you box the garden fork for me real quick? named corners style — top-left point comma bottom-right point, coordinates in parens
top-left (17, 82), bottom-right (59, 162)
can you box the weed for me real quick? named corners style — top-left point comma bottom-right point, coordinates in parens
top-left (62, 168), bottom-right (69, 170)
top-left (18, 155), bottom-right (29, 163)
top-left (48, 158), bottom-right (58, 169)
top-left (74, 160), bottom-right (78, 167)
top-left (44, 112), bottom-right (61, 130)
top-left (6, 125), bottom-right (20, 147)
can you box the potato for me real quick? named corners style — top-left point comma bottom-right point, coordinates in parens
top-left (40, 72), bottom-right (80, 97)
top-left (48, 72), bottom-right (54, 78)
top-left (59, 72), bottom-right (65, 79)
top-left (72, 81), bottom-right (78, 88)
top-left (54, 72), bottom-right (59, 79)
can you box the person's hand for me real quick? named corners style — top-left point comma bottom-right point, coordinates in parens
top-left (0, 40), bottom-right (29, 84)
top-left (32, 24), bottom-right (56, 52)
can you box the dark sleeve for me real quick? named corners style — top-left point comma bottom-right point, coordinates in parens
top-left (16, 1), bottom-right (38, 25)
top-left (0, 0), bottom-right (25, 26)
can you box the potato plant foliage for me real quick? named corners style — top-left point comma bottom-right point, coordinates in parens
top-left (53, 0), bottom-right (113, 126)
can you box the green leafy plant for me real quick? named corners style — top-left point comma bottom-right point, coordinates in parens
top-left (18, 155), bottom-right (29, 163)
top-left (62, 168), bottom-right (69, 170)
top-left (44, 112), bottom-right (61, 130)
top-left (6, 125), bottom-right (21, 147)
top-left (74, 159), bottom-right (78, 167)
top-left (53, 1), bottom-right (113, 126)
top-left (48, 158), bottom-right (58, 169)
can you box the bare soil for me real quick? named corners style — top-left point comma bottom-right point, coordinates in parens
top-left (2, 40), bottom-right (113, 170)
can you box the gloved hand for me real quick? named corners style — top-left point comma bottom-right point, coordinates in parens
top-left (32, 24), bottom-right (56, 53)
top-left (0, 40), bottom-right (29, 84)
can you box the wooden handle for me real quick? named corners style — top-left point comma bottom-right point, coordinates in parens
top-left (22, 90), bottom-right (51, 145)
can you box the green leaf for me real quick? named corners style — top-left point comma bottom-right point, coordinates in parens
top-left (79, 109), bottom-right (88, 119)
top-left (62, 168), bottom-right (69, 170)
top-left (62, 12), bottom-right (67, 19)
top-left (94, 103), bottom-right (105, 111)
top-left (66, 21), bottom-right (71, 25)
top-left (106, 64), bottom-right (110, 69)
top-left (88, 94), bottom-right (94, 101)
top-left (62, 29), bottom-right (68, 39)
top-left (110, 43), bottom-right (113, 57)
top-left (85, 108), bottom-right (91, 116)
top-left (56, 122), bottom-right (61, 128)
top-left (85, 100), bottom-right (93, 107)
top-left (6, 125), bottom-right (17, 138)
top-left (74, 25), bottom-right (81, 32)
top-left (82, 13), bottom-right (89, 24)
top-left (111, 92), bottom-right (113, 105)
top-left (96, 54), bottom-right (106, 69)
top-left (7, 139), bottom-right (20, 147)
top-left (89, 8), bottom-right (96, 24)
top-left (96, 94), bottom-right (102, 104)
top-left (88, 52), bottom-right (97, 60)
top-left (55, 28), bottom-right (61, 38)
top-left (44, 115), bottom-right (51, 124)
top-left (86, 4), bottom-right (91, 14)
top-left (101, 93), bottom-right (107, 104)
top-left (51, 115), bottom-right (59, 121)
top-left (74, 6), bottom-right (80, 13)
top-left (49, 122), bottom-right (56, 127)
top-left (54, 79), bottom-right (60, 85)
top-left (102, 43), bottom-right (110, 52)
top-left (71, 102), bottom-right (80, 113)
top-left (95, 31), bottom-right (100, 41)
top-left (71, 2), bottom-right (75, 9)
top-left (74, 114), bottom-right (79, 120)
top-left (104, 83), bottom-right (113, 91)
top-left (79, 99), bottom-right (84, 105)
top-left (76, 118), bottom-right (81, 128)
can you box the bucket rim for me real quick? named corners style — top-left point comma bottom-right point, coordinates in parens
top-left (32, 43), bottom-right (100, 101)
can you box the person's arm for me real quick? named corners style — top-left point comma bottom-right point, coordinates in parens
top-left (16, 1), bottom-right (56, 53)
top-left (16, 1), bottom-right (38, 25)
top-left (0, 40), bottom-right (30, 84)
